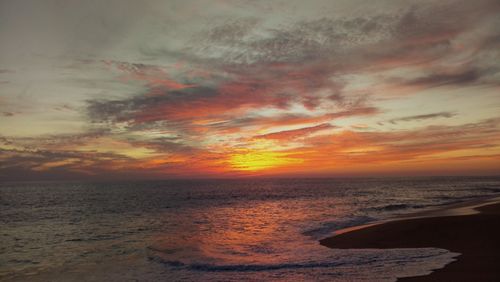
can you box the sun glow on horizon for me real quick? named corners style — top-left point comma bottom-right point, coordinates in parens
top-left (229, 150), bottom-right (303, 171)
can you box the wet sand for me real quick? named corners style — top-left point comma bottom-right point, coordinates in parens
top-left (320, 200), bottom-right (500, 281)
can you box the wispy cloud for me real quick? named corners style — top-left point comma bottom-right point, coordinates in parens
top-left (254, 123), bottom-right (335, 141)
top-left (387, 112), bottom-right (457, 125)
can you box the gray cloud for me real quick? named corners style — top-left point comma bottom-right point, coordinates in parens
top-left (254, 123), bottom-right (335, 140)
top-left (387, 112), bottom-right (457, 125)
top-left (0, 146), bottom-right (173, 181)
top-left (178, 1), bottom-right (499, 69)
top-left (401, 70), bottom-right (482, 88)
top-left (87, 86), bottom-right (218, 124)
top-left (129, 137), bottom-right (198, 154)
top-left (0, 129), bottom-right (110, 150)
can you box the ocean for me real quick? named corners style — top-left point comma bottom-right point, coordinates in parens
top-left (1, 176), bottom-right (500, 281)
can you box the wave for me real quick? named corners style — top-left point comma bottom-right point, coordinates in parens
top-left (301, 216), bottom-right (375, 239)
top-left (148, 248), bottom-right (453, 273)
top-left (478, 187), bottom-right (500, 193)
top-left (148, 256), bottom-right (348, 272)
top-left (431, 194), bottom-right (492, 202)
top-left (367, 203), bottom-right (426, 212)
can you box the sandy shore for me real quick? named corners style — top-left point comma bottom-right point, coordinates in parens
top-left (320, 198), bottom-right (500, 281)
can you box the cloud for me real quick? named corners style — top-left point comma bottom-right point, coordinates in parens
top-left (103, 60), bottom-right (195, 90)
top-left (295, 117), bottom-right (500, 167)
top-left (387, 112), bottom-right (456, 124)
top-left (87, 86), bottom-right (220, 123)
top-left (254, 123), bottom-right (335, 141)
top-left (404, 70), bottom-right (479, 87)
top-left (86, 57), bottom-right (368, 135)
top-left (0, 131), bottom-right (229, 181)
top-left (179, 1), bottom-right (499, 71)
top-left (127, 137), bottom-right (199, 155)
top-left (0, 147), bottom-right (132, 177)
top-left (0, 129), bottom-right (110, 150)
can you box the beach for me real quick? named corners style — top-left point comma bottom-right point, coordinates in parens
top-left (320, 198), bottom-right (500, 281)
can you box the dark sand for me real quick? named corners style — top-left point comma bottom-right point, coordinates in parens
top-left (320, 202), bottom-right (500, 282)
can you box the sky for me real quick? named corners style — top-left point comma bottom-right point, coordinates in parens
top-left (1, 0), bottom-right (500, 180)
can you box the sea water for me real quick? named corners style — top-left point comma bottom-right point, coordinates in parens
top-left (1, 176), bottom-right (499, 281)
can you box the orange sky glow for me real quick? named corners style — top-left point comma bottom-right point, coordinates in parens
top-left (1, 0), bottom-right (500, 180)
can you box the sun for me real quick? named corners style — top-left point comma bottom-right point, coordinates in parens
top-left (229, 150), bottom-right (302, 171)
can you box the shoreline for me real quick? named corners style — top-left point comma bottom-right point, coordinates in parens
top-left (320, 197), bottom-right (500, 281)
